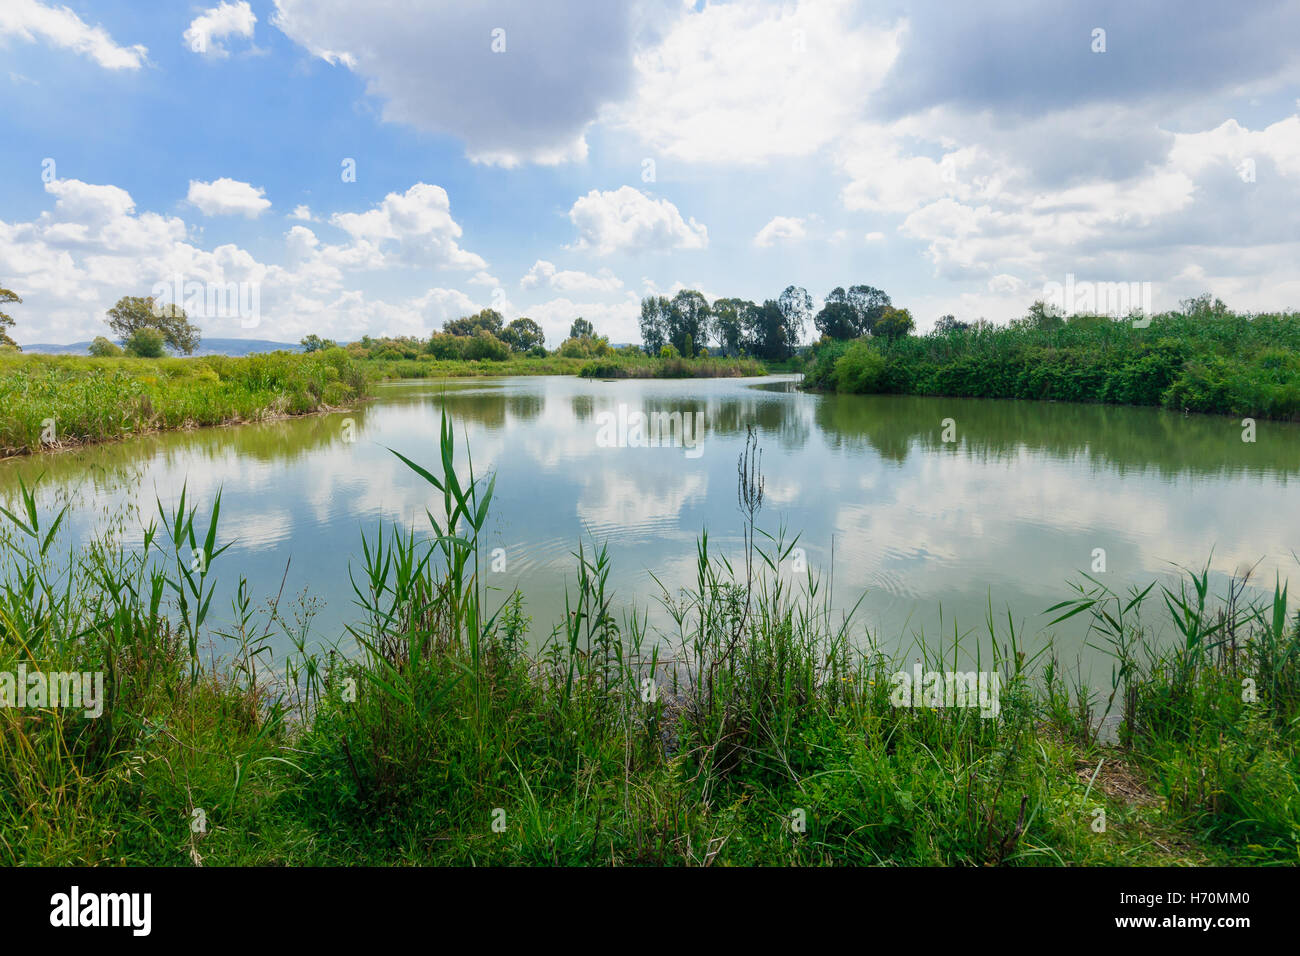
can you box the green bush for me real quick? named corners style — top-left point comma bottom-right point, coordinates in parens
top-left (833, 339), bottom-right (888, 393)
top-left (88, 336), bottom-right (122, 357)
top-left (124, 328), bottom-right (165, 358)
top-left (461, 330), bottom-right (509, 361)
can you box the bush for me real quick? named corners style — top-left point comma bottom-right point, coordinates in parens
top-left (89, 336), bottom-right (122, 357)
top-left (833, 339), bottom-right (888, 393)
top-left (461, 330), bottom-right (509, 361)
top-left (659, 344), bottom-right (679, 359)
top-left (426, 333), bottom-right (466, 360)
top-left (124, 328), bottom-right (166, 358)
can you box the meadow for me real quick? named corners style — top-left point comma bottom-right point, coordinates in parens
top-left (804, 308), bottom-right (1300, 420)
top-left (1, 414), bottom-right (1295, 866)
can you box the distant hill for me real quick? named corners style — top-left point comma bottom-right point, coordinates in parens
top-left (19, 338), bottom-right (304, 357)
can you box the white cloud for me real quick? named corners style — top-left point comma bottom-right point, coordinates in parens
top-left (0, 0), bottom-right (147, 70)
top-left (567, 186), bottom-right (707, 256)
top-left (615, 0), bottom-right (901, 164)
top-left (329, 182), bottom-right (487, 272)
top-left (468, 270), bottom-right (500, 287)
top-left (272, 0), bottom-right (643, 166)
top-left (520, 259), bottom-right (623, 293)
top-left (187, 178), bottom-right (272, 218)
top-left (183, 1), bottom-right (256, 58)
top-left (0, 177), bottom-right (494, 345)
top-left (753, 216), bottom-right (807, 248)
top-left (289, 204), bottom-right (313, 221)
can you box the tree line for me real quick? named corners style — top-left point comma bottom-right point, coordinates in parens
top-left (639, 285), bottom-right (914, 360)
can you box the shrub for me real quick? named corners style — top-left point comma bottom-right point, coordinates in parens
top-left (426, 333), bottom-right (466, 360)
top-left (89, 336), bottom-right (122, 357)
top-left (462, 330), bottom-right (509, 361)
top-left (833, 339), bottom-right (888, 393)
top-left (124, 328), bottom-right (166, 358)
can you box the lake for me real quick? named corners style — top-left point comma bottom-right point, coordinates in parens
top-left (3, 374), bottom-right (1298, 680)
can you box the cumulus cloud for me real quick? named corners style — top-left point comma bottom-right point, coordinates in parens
top-left (328, 182), bottom-right (487, 272)
top-left (187, 178), bottom-right (272, 218)
top-left (0, 178), bottom-right (492, 344)
top-left (183, 1), bottom-right (257, 58)
top-left (753, 216), bottom-right (808, 248)
top-left (567, 186), bottom-right (707, 256)
top-left (615, 0), bottom-right (901, 163)
top-left (271, 0), bottom-right (648, 166)
top-left (520, 259), bottom-right (623, 293)
top-left (0, 0), bottom-right (147, 69)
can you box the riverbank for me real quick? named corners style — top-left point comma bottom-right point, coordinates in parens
top-left (0, 350), bottom-right (370, 457)
top-left (1, 415), bottom-right (1295, 866)
top-left (803, 309), bottom-right (1300, 421)
top-left (0, 351), bottom-right (771, 458)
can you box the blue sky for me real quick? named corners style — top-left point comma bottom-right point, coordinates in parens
top-left (2, 0), bottom-right (1299, 348)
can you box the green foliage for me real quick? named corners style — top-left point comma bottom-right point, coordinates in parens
top-left (874, 306), bottom-right (915, 340)
top-left (425, 332), bottom-right (466, 360)
top-left (460, 329), bottom-right (509, 361)
top-left (300, 334), bottom-right (337, 353)
top-left (568, 317), bottom-right (594, 339)
top-left (88, 336), bottom-right (121, 357)
top-left (833, 339), bottom-right (887, 392)
top-left (124, 328), bottom-right (166, 358)
top-left (807, 308), bottom-right (1300, 420)
top-left (0, 286), bottom-right (21, 349)
top-left (0, 350), bottom-right (368, 455)
top-left (443, 308), bottom-right (503, 338)
top-left (500, 317), bottom-right (545, 353)
top-left (106, 295), bottom-right (202, 355)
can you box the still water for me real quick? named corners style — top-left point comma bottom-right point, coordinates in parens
top-left (3, 375), bottom-right (1298, 677)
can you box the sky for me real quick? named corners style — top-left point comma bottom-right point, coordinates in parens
top-left (2, 0), bottom-right (1299, 348)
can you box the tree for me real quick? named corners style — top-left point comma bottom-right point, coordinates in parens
top-left (747, 299), bottom-right (800, 360)
top-left (300, 334), bottom-right (337, 353)
top-left (124, 327), bottom-right (166, 358)
top-left (568, 317), bottom-right (594, 340)
top-left (1179, 292), bottom-right (1228, 317)
top-left (777, 285), bottom-right (813, 345)
top-left (813, 288), bottom-right (859, 340)
top-left (846, 285), bottom-right (891, 335)
top-left (711, 298), bottom-right (755, 356)
top-left (89, 336), bottom-right (122, 357)
top-left (1023, 300), bottom-right (1065, 330)
top-left (0, 287), bottom-right (21, 349)
top-left (933, 314), bottom-right (969, 333)
top-left (106, 296), bottom-right (201, 355)
top-left (501, 317), bottom-right (545, 353)
top-left (444, 308), bottom-right (504, 337)
top-left (874, 306), bottom-right (915, 340)
top-left (669, 289), bottom-right (711, 356)
top-left (639, 296), bottom-right (671, 356)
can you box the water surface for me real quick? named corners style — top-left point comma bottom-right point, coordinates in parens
top-left (3, 374), bottom-right (1297, 679)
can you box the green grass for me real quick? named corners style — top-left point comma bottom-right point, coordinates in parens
top-left (577, 355), bottom-right (767, 378)
top-left (0, 349), bottom-right (369, 457)
top-left (804, 308), bottom-right (1300, 420)
top-left (1, 417), bottom-right (1296, 865)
